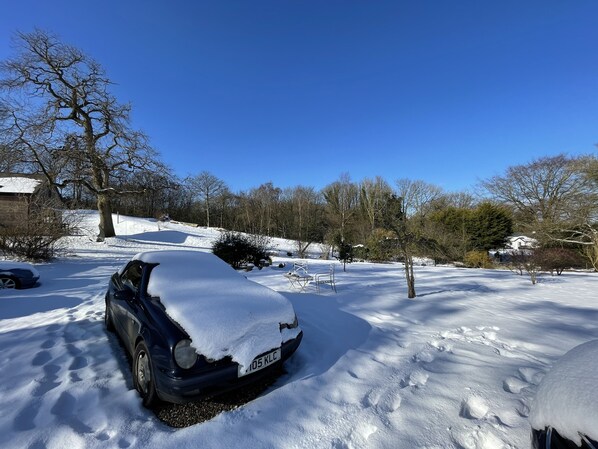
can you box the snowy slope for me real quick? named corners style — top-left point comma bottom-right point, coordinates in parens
top-left (1, 211), bottom-right (597, 449)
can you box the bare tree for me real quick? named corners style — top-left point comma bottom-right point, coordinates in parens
top-left (323, 173), bottom-right (359, 245)
top-left (250, 182), bottom-right (281, 236)
top-left (482, 154), bottom-right (598, 270)
top-left (378, 180), bottom-right (444, 298)
top-left (284, 186), bottom-right (324, 258)
top-left (186, 171), bottom-right (227, 228)
top-left (381, 194), bottom-right (417, 298)
top-left (360, 176), bottom-right (393, 233)
top-left (0, 30), bottom-right (162, 240)
top-left (395, 178), bottom-right (443, 219)
top-left (481, 154), bottom-right (593, 227)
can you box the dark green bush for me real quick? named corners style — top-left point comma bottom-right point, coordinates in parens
top-left (212, 231), bottom-right (270, 269)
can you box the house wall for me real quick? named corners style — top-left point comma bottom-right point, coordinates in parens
top-left (0, 194), bottom-right (31, 228)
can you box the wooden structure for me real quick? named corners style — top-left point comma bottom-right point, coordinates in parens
top-left (0, 174), bottom-right (54, 229)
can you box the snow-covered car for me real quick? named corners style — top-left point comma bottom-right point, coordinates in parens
top-left (0, 261), bottom-right (40, 289)
top-left (529, 339), bottom-right (598, 448)
top-left (105, 250), bottom-right (303, 406)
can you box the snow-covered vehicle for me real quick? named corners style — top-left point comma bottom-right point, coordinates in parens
top-left (105, 250), bottom-right (303, 406)
top-left (530, 339), bottom-right (598, 448)
top-left (0, 261), bottom-right (40, 289)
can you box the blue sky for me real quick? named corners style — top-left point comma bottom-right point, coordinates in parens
top-left (1, 1), bottom-right (597, 193)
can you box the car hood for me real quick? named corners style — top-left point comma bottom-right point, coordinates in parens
top-left (0, 261), bottom-right (40, 278)
top-left (134, 250), bottom-right (299, 370)
top-left (529, 339), bottom-right (598, 445)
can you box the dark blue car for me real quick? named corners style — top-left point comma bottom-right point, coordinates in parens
top-left (0, 261), bottom-right (40, 289)
top-left (105, 250), bottom-right (303, 407)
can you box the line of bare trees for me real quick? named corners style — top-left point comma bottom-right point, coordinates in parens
top-left (2, 30), bottom-right (597, 297)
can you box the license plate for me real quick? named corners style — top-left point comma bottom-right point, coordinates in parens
top-left (238, 348), bottom-right (281, 377)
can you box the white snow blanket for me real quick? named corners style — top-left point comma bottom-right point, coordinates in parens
top-left (1, 211), bottom-right (597, 449)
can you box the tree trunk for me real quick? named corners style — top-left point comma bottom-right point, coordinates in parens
top-left (97, 193), bottom-right (116, 241)
top-left (404, 254), bottom-right (416, 298)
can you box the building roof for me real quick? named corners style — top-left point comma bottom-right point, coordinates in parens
top-left (0, 176), bottom-right (43, 194)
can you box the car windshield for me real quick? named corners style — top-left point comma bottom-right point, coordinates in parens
top-left (121, 263), bottom-right (143, 292)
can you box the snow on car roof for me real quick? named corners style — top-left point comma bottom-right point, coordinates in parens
top-left (133, 250), bottom-right (298, 370)
top-left (0, 177), bottom-right (42, 194)
top-left (529, 339), bottom-right (598, 444)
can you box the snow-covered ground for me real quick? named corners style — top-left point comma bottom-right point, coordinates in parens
top-left (1, 212), bottom-right (597, 449)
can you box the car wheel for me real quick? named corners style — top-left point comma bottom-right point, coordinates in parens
top-left (133, 341), bottom-right (159, 407)
top-left (0, 277), bottom-right (17, 289)
top-left (104, 302), bottom-right (115, 332)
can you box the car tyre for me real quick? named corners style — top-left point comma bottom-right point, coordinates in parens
top-left (133, 341), bottom-right (159, 408)
top-left (105, 300), bottom-right (115, 332)
top-left (0, 276), bottom-right (18, 289)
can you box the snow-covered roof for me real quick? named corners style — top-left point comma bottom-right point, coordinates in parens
top-left (506, 234), bottom-right (538, 249)
top-left (133, 250), bottom-right (299, 370)
top-left (529, 339), bottom-right (598, 443)
top-left (0, 177), bottom-right (42, 194)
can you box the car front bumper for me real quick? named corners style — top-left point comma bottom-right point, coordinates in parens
top-left (18, 276), bottom-right (39, 288)
top-left (153, 331), bottom-right (303, 404)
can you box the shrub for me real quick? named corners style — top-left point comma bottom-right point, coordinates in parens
top-left (533, 247), bottom-right (585, 275)
top-left (464, 250), bottom-right (494, 269)
top-left (212, 231), bottom-right (270, 269)
top-left (0, 217), bottom-right (67, 261)
top-left (365, 228), bottom-right (397, 262)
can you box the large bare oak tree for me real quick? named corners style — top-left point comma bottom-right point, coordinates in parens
top-left (0, 30), bottom-right (162, 240)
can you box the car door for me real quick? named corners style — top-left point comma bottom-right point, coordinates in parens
top-left (111, 261), bottom-right (145, 353)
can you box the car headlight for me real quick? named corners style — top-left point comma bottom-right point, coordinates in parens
top-left (174, 339), bottom-right (197, 369)
top-left (280, 315), bottom-right (299, 330)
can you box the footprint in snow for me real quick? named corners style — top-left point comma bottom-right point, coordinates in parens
top-left (502, 376), bottom-right (530, 394)
top-left (363, 387), bottom-right (401, 412)
top-left (451, 425), bottom-right (509, 449)
top-left (491, 408), bottom-right (521, 428)
top-left (515, 399), bottom-right (530, 418)
top-left (31, 350), bottom-right (52, 367)
top-left (517, 367), bottom-right (543, 385)
top-left (41, 339), bottom-right (56, 349)
top-left (412, 349), bottom-right (435, 363)
top-left (503, 366), bottom-right (544, 393)
top-left (51, 391), bottom-right (94, 434)
top-left (429, 339), bottom-right (453, 353)
top-left (63, 323), bottom-right (88, 343)
top-left (13, 400), bottom-right (41, 431)
top-left (400, 370), bottom-right (428, 389)
top-left (65, 343), bottom-right (83, 356)
top-left (332, 422), bottom-right (378, 449)
top-left (118, 437), bottom-right (135, 448)
top-left (380, 389), bottom-right (402, 412)
top-left (460, 395), bottom-right (489, 420)
top-left (68, 356), bottom-right (88, 371)
top-left (32, 364), bottom-right (61, 397)
top-left (46, 324), bottom-right (61, 333)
